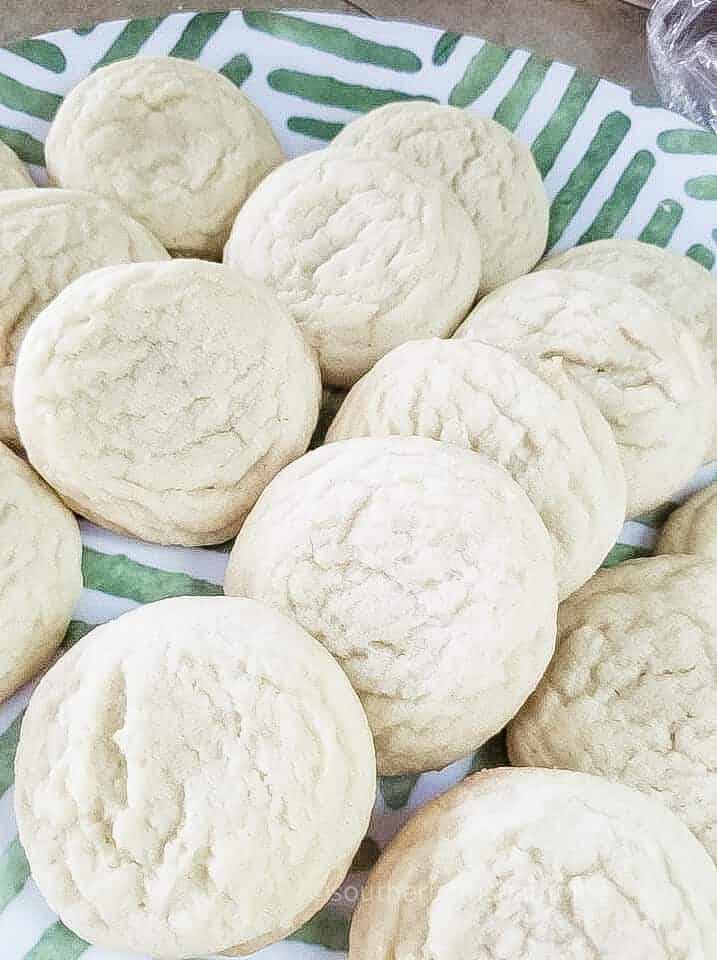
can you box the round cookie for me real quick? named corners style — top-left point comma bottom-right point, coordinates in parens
top-left (456, 269), bottom-right (715, 516)
top-left (45, 56), bottom-right (284, 258)
top-left (0, 140), bottom-right (34, 189)
top-left (349, 768), bottom-right (717, 959)
top-left (225, 436), bottom-right (557, 774)
top-left (333, 101), bottom-right (548, 292)
top-left (0, 188), bottom-right (168, 446)
top-left (508, 555), bottom-right (717, 862)
top-left (539, 239), bottom-right (717, 457)
top-left (327, 339), bottom-right (626, 598)
top-left (223, 149), bottom-right (482, 387)
top-left (15, 596), bottom-right (376, 957)
top-left (0, 442), bottom-right (81, 701)
top-left (14, 259), bottom-right (321, 546)
top-left (658, 481), bottom-right (717, 558)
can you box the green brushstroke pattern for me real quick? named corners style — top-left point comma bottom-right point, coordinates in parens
top-left (244, 11), bottom-right (421, 73)
top-left (493, 54), bottom-right (550, 132)
top-left (81, 548), bottom-right (222, 603)
top-left (532, 72), bottom-right (599, 177)
top-left (23, 923), bottom-right (88, 960)
top-left (3, 39), bottom-right (66, 73)
top-left (579, 149), bottom-right (655, 243)
top-left (685, 175), bottom-right (717, 201)
top-left (268, 69), bottom-right (435, 112)
top-left (380, 774), bottom-right (419, 810)
top-left (657, 129), bottom-right (717, 154)
top-left (449, 41), bottom-right (511, 107)
top-left (0, 840), bottom-right (30, 912)
top-left (94, 17), bottom-right (163, 68)
top-left (0, 126), bottom-right (44, 166)
top-left (602, 543), bottom-right (652, 567)
top-left (432, 31), bottom-right (461, 66)
top-left (638, 199), bottom-right (683, 246)
top-left (687, 243), bottom-right (715, 270)
top-left (0, 712), bottom-right (22, 797)
top-left (290, 904), bottom-right (350, 951)
top-left (288, 116), bottom-right (344, 140)
top-left (61, 620), bottom-right (94, 651)
top-left (548, 111), bottom-right (631, 248)
top-left (220, 53), bottom-right (252, 87)
top-left (0, 74), bottom-right (61, 121)
top-left (170, 12), bottom-right (229, 59)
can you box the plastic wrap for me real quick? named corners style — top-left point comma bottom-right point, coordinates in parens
top-left (648, 0), bottom-right (717, 131)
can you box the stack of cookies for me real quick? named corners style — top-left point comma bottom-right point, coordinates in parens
top-left (2, 53), bottom-right (717, 959)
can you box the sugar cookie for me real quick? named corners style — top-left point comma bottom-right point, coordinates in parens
top-left (0, 188), bottom-right (168, 445)
top-left (349, 768), bottom-right (717, 959)
top-left (226, 436), bottom-right (557, 774)
top-left (327, 339), bottom-right (625, 598)
top-left (14, 259), bottom-right (320, 545)
top-left (0, 140), bottom-right (34, 189)
top-left (224, 150), bottom-right (482, 386)
top-left (658, 481), bottom-right (717, 559)
top-left (15, 596), bottom-right (375, 957)
top-left (333, 101), bottom-right (548, 291)
top-left (509, 555), bottom-right (717, 861)
top-left (457, 269), bottom-right (714, 515)
top-left (0, 442), bottom-right (81, 701)
top-left (45, 56), bottom-right (284, 257)
top-left (540, 239), bottom-right (717, 458)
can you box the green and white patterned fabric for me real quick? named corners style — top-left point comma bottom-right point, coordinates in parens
top-left (0, 9), bottom-right (715, 958)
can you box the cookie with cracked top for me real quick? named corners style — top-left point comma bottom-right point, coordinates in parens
top-left (15, 596), bottom-right (376, 957)
top-left (349, 767), bottom-right (717, 959)
top-left (45, 56), bottom-right (284, 258)
top-left (224, 149), bottom-right (482, 387)
top-left (0, 441), bottom-right (81, 701)
top-left (539, 239), bottom-right (717, 459)
top-left (13, 259), bottom-right (321, 546)
top-left (333, 101), bottom-right (548, 292)
top-left (226, 435), bottom-right (558, 774)
top-left (509, 554), bottom-right (717, 861)
top-left (326, 338), bottom-right (626, 599)
top-left (457, 268), bottom-right (715, 516)
top-left (0, 188), bottom-right (168, 446)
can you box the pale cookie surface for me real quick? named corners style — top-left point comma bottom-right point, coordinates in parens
top-left (540, 239), bottom-right (717, 458)
top-left (0, 442), bottom-right (81, 701)
top-left (0, 141), bottom-right (34, 190)
top-left (225, 436), bottom-right (557, 774)
top-left (327, 339), bottom-right (625, 598)
top-left (224, 150), bottom-right (482, 387)
top-left (333, 101), bottom-right (548, 292)
top-left (349, 768), bottom-right (717, 960)
top-left (0, 188), bottom-right (168, 445)
top-left (14, 259), bottom-right (320, 546)
top-left (15, 597), bottom-right (376, 958)
top-left (509, 556), bottom-right (717, 862)
top-left (658, 481), bottom-right (717, 559)
top-left (456, 269), bottom-right (714, 516)
top-left (45, 56), bottom-right (284, 258)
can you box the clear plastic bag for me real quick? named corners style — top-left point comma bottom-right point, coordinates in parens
top-left (647, 0), bottom-right (717, 131)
